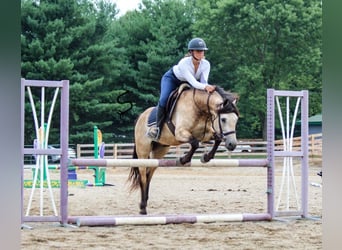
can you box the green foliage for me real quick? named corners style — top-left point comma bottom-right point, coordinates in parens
top-left (21, 0), bottom-right (322, 143)
top-left (192, 0), bottom-right (322, 138)
top-left (21, 0), bottom-right (135, 144)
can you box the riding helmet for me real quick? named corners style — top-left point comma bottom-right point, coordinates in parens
top-left (188, 38), bottom-right (208, 51)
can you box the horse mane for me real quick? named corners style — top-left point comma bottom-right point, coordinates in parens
top-left (215, 86), bottom-right (240, 116)
top-left (215, 86), bottom-right (238, 102)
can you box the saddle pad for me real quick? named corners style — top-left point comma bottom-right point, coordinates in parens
top-left (147, 107), bottom-right (157, 127)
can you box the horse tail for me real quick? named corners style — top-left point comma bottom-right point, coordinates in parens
top-left (132, 143), bottom-right (138, 159)
top-left (128, 144), bottom-right (140, 192)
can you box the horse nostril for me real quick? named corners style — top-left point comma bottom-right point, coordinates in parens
top-left (227, 142), bottom-right (237, 151)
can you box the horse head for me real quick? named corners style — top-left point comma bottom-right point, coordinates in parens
top-left (213, 87), bottom-right (239, 151)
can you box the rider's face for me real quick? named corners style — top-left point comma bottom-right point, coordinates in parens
top-left (192, 50), bottom-right (205, 60)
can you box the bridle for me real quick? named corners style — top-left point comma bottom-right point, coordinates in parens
top-left (216, 96), bottom-right (239, 140)
top-left (216, 112), bottom-right (237, 139)
top-left (192, 89), bottom-right (238, 140)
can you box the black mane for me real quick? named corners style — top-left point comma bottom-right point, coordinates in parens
top-left (215, 86), bottom-right (240, 116)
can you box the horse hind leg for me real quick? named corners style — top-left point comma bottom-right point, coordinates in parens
top-left (137, 166), bottom-right (159, 215)
top-left (129, 164), bottom-right (152, 215)
top-left (137, 167), bottom-right (148, 214)
top-left (129, 138), bottom-right (153, 214)
top-left (139, 143), bottom-right (169, 214)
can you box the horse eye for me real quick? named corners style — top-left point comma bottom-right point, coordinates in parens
top-left (221, 118), bottom-right (226, 123)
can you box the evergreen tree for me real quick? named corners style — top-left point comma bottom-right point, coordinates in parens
top-left (108, 0), bottom-right (193, 113)
top-left (21, 0), bottom-right (130, 144)
top-left (192, 0), bottom-right (322, 138)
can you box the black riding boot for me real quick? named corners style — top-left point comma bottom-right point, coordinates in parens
top-left (147, 105), bottom-right (166, 140)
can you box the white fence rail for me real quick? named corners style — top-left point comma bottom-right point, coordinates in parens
top-left (76, 133), bottom-right (322, 159)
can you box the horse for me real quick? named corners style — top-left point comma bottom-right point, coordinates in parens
top-left (128, 85), bottom-right (240, 215)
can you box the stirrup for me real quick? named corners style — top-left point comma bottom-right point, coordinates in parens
top-left (146, 126), bottom-right (160, 140)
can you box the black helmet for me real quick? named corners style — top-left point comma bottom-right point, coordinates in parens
top-left (188, 38), bottom-right (208, 51)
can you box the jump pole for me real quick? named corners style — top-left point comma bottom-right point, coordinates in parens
top-left (69, 213), bottom-right (272, 227)
top-left (71, 158), bottom-right (269, 168)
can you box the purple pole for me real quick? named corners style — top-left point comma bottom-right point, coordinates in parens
top-left (60, 80), bottom-right (69, 225)
top-left (301, 90), bottom-right (309, 218)
top-left (267, 89), bottom-right (275, 218)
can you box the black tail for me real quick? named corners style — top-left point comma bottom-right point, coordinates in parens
top-left (132, 143), bottom-right (138, 159)
top-left (128, 144), bottom-right (140, 192)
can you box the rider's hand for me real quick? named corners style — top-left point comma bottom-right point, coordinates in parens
top-left (204, 84), bottom-right (216, 93)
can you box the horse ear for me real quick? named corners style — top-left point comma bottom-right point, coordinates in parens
top-left (233, 94), bottom-right (239, 105)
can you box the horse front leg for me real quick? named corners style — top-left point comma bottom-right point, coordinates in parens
top-left (201, 139), bottom-right (221, 163)
top-left (179, 137), bottom-right (199, 165)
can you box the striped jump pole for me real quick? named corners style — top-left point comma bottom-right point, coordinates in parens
top-left (71, 158), bottom-right (269, 168)
top-left (68, 213), bottom-right (272, 227)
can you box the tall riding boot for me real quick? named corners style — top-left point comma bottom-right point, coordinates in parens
top-left (147, 105), bottom-right (166, 140)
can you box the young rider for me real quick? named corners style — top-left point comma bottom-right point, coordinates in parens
top-left (147, 37), bottom-right (216, 140)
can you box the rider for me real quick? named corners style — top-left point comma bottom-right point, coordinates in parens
top-left (147, 37), bottom-right (216, 140)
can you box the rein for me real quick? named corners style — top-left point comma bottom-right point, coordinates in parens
top-left (192, 89), bottom-right (208, 115)
top-left (192, 89), bottom-right (211, 140)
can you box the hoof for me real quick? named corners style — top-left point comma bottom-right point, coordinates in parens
top-left (201, 154), bottom-right (210, 163)
top-left (179, 157), bottom-right (190, 165)
top-left (139, 210), bottom-right (147, 215)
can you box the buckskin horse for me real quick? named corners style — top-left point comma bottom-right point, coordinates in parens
top-left (128, 85), bottom-right (240, 214)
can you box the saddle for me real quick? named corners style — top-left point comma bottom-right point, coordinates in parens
top-left (147, 83), bottom-right (191, 135)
